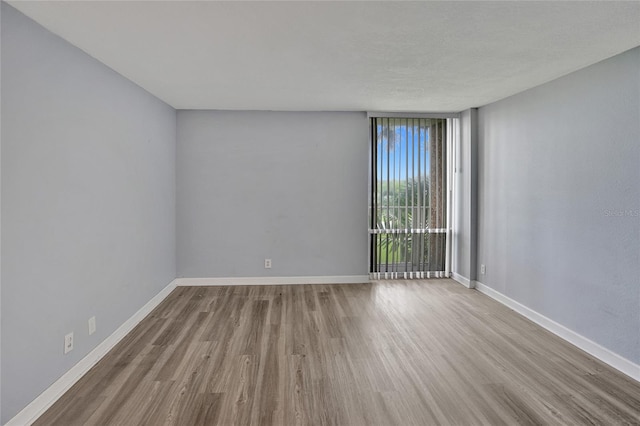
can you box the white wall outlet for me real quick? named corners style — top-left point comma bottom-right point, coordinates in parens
top-left (480, 264), bottom-right (486, 274)
top-left (88, 316), bottom-right (96, 335)
top-left (64, 332), bottom-right (74, 354)
top-left (264, 258), bottom-right (272, 269)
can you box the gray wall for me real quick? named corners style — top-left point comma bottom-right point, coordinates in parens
top-left (477, 47), bottom-right (640, 364)
top-left (177, 111), bottom-right (369, 278)
top-left (1, 4), bottom-right (176, 422)
top-left (0, 4), bottom-right (3, 422)
top-left (452, 109), bottom-right (477, 283)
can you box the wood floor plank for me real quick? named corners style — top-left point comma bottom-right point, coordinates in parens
top-left (35, 279), bottom-right (640, 425)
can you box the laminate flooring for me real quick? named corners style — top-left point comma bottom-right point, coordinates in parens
top-left (35, 280), bottom-right (640, 425)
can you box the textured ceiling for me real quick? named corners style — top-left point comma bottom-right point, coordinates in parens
top-left (8, 1), bottom-right (640, 112)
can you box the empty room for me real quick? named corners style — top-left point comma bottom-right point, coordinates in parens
top-left (1, 1), bottom-right (639, 425)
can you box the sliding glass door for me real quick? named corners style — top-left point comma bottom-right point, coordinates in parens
top-left (369, 116), bottom-right (455, 279)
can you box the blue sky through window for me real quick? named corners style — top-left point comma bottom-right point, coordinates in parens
top-left (377, 122), bottom-right (430, 182)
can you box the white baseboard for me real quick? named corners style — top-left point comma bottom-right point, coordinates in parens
top-left (175, 275), bottom-right (370, 286)
top-left (451, 272), bottom-right (474, 289)
top-left (474, 281), bottom-right (640, 383)
top-left (6, 280), bottom-right (178, 426)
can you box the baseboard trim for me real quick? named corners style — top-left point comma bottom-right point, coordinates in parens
top-left (451, 272), bottom-right (474, 289)
top-left (6, 279), bottom-right (178, 426)
top-left (175, 275), bottom-right (370, 286)
top-left (474, 281), bottom-right (640, 383)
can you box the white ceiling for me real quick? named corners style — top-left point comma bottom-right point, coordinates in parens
top-left (8, 1), bottom-right (640, 112)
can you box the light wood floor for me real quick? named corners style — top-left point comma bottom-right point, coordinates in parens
top-left (36, 280), bottom-right (640, 425)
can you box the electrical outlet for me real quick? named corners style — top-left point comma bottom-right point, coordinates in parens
top-left (88, 316), bottom-right (96, 335)
top-left (264, 258), bottom-right (272, 269)
top-left (480, 264), bottom-right (486, 274)
top-left (64, 332), bottom-right (74, 354)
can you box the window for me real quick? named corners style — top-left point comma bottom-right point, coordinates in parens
top-left (369, 116), bottom-right (456, 279)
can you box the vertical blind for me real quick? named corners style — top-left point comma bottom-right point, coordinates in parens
top-left (369, 117), bottom-right (450, 279)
